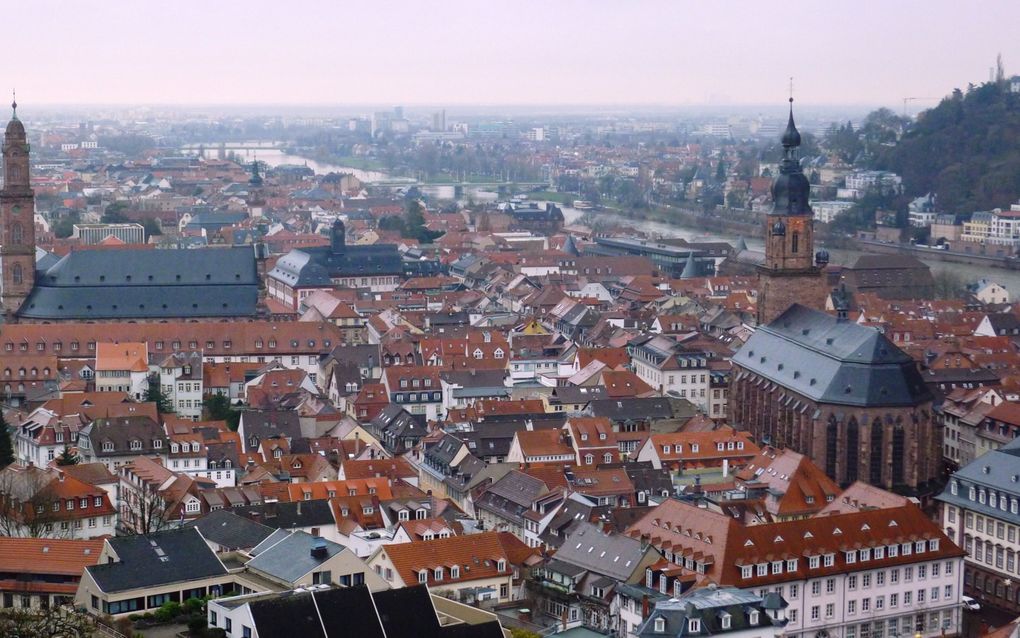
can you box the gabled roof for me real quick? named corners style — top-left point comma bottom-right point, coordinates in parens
top-left (554, 522), bottom-right (649, 581)
top-left (379, 531), bottom-right (511, 588)
top-left (87, 527), bottom-right (227, 593)
top-left (186, 509), bottom-right (275, 551)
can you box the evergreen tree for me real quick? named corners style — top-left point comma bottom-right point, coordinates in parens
top-left (0, 410), bottom-right (14, 469)
top-left (56, 447), bottom-right (80, 466)
top-left (143, 376), bottom-right (174, 414)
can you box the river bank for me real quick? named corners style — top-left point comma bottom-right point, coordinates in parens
top-left (561, 205), bottom-right (1020, 296)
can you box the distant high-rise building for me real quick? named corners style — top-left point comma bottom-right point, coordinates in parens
top-left (431, 109), bottom-right (446, 132)
top-left (393, 105), bottom-right (404, 119)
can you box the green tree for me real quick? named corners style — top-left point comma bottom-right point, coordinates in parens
top-left (56, 447), bottom-right (80, 466)
top-left (143, 376), bottom-right (174, 414)
top-left (203, 394), bottom-right (240, 431)
top-left (102, 201), bottom-right (130, 224)
top-left (0, 411), bottom-right (14, 469)
top-left (140, 218), bottom-right (162, 239)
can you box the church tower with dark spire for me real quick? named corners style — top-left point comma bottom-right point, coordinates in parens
top-left (756, 98), bottom-right (827, 325)
top-left (1, 96), bottom-right (36, 315)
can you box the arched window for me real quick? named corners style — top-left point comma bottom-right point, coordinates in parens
top-left (825, 416), bottom-right (838, 479)
top-left (869, 419), bottom-right (884, 486)
top-left (11, 223), bottom-right (23, 245)
top-left (11, 264), bottom-right (22, 285)
top-left (845, 417), bottom-right (860, 484)
top-left (791, 231), bottom-right (800, 254)
top-left (892, 421), bottom-right (906, 486)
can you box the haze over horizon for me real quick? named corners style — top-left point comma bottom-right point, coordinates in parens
top-left (7, 0), bottom-right (1020, 111)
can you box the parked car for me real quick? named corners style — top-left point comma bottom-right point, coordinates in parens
top-left (962, 595), bottom-right (981, 611)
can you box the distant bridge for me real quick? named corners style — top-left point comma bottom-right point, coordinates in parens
top-left (179, 141), bottom-right (285, 152)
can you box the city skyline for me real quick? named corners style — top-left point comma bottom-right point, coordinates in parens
top-left (7, 0), bottom-right (1020, 108)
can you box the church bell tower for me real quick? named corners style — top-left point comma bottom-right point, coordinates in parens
top-left (756, 98), bottom-right (827, 325)
top-left (1, 97), bottom-right (36, 315)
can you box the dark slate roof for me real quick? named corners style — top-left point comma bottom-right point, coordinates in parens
top-left (234, 499), bottom-right (336, 529)
top-left (553, 522), bottom-right (646, 581)
top-left (311, 586), bottom-right (385, 638)
top-left (249, 589), bottom-right (327, 638)
top-left (241, 410), bottom-right (302, 447)
top-left (324, 344), bottom-right (381, 370)
top-left (735, 304), bottom-right (931, 407)
top-left (20, 247), bottom-right (258, 320)
top-left (269, 244), bottom-right (403, 287)
top-left (186, 509), bottom-right (275, 551)
top-left (36, 246), bottom-right (257, 287)
top-left (425, 433), bottom-right (466, 468)
top-left (372, 585), bottom-right (444, 638)
top-left (587, 398), bottom-right (675, 421)
top-left (637, 586), bottom-right (783, 637)
top-left (935, 436), bottom-right (1020, 524)
top-left (87, 527), bottom-right (227, 593)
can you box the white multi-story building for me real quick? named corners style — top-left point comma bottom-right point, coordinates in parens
top-left (629, 335), bottom-right (710, 411)
top-left (72, 223), bottom-right (145, 245)
top-left (628, 498), bottom-right (966, 638)
top-left (159, 351), bottom-right (204, 420)
top-left (937, 436), bottom-right (1020, 616)
top-left (94, 342), bottom-right (150, 400)
top-left (812, 200), bottom-right (855, 224)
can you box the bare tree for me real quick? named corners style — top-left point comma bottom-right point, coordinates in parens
top-left (118, 480), bottom-right (177, 535)
top-left (0, 467), bottom-right (75, 539)
top-left (0, 605), bottom-right (95, 638)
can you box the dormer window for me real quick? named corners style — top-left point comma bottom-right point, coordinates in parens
top-left (497, 559), bottom-right (506, 572)
top-left (688, 619), bottom-right (701, 634)
top-left (434, 567), bottom-right (443, 581)
top-left (748, 610), bottom-right (759, 625)
top-left (153, 439), bottom-right (162, 449)
top-left (398, 510), bottom-right (409, 521)
top-left (654, 618), bottom-right (665, 633)
top-left (418, 570), bottom-right (428, 584)
top-left (741, 565), bottom-right (752, 579)
top-left (101, 441), bottom-right (113, 452)
top-left (451, 566), bottom-right (460, 579)
top-left (274, 449), bottom-right (283, 459)
top-left (171, 443), bottom-right (180, 454)
top-left (416, 508), bottom-right (427, 519)
top-left (721, 613), bottom-right (732, 629)
top-left (599, 433), bottom-right (606, 440)
top-left (130, 439), bottom-right (142, 451)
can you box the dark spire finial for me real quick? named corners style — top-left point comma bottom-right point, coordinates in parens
top-left (11, 89), bottom-right (17, 120)
top-left (781, 82), bottom-right (801, 150)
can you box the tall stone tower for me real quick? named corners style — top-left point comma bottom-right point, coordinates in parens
top-left (756, 99), bottom-right (827, 325)
top-left (1, 98), bottom-right (36, 315)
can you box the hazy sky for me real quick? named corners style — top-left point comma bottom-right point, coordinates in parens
top-left (7, 0), bottom-right (1020, 108)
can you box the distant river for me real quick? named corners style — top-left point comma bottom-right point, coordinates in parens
top-left (557, 206), bottom-right (1020, 296)
top-left (183, 143), bottom-right (392, 183)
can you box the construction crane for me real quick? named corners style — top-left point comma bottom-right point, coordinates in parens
top-left (902, 97), bottom-right (938, 117)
